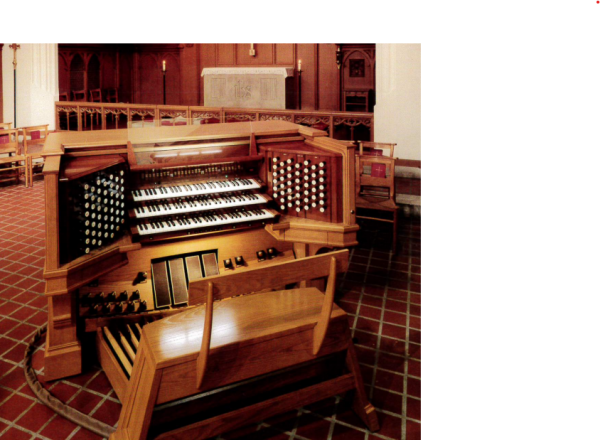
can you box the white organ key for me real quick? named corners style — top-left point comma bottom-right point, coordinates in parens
top-left (132, 178), bottom-right (261, 202)
top-left (137, 209), bottom-right (276, 236)
top-left (133, 193), bottom-right (269, 218)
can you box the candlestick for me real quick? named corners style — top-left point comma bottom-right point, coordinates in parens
top-left (298, 59), bottom-right (302, 71)
top-left (298, 70), bottom-right (302, 110)
top-left (162, 60), bottom-right (166, 72)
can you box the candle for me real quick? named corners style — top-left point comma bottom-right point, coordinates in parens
top-left (298, 59), bottom-right (302, 71)
top-left (162, 60), bottom-right (166, 72)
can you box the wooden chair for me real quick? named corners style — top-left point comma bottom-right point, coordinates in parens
top-left (21, 125), bottom-right (49, 186)
top-left (357, 141), bottom-right (396, 158)
top-left (89, 89), bottom-right (103, 126)
top-left (0, 129), bottom-right (29, 187)
top-left (89, 88), bottom-right (102, 103)
top-left (105, 250), bottom-right (379, 440)
top-left (105, 88), bottom-right (118, 103)
top-left (1, 122), bottom-right (13, 130)
top-left (355, 142), bottom-right (399, 254)
top-left (72, 89), bottom-right (87, 102)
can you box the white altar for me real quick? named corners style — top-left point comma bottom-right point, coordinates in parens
top-left (202, 67), bottom-right (294, 109)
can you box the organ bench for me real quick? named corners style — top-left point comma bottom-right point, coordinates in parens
top-left (104, 250), bottom-right (379, 439)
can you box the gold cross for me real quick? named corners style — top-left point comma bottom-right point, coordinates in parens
top-left (8, 44), bottom-right (20, 70)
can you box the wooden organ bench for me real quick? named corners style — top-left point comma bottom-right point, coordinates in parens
top-left (101, 249), bottom-right (378, 440)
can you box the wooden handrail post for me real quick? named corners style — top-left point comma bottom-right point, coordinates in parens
top-left (196, 282), bottom-right (214, 389)
top-left (312, 257), bottom-right (337, 355)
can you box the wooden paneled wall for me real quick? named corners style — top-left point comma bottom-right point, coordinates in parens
top-left (199, 44), bottom-right (340, 111)
top-left (58, 44), bottom-right (343, 111)
top-left (0, 44), bottom-right (4, 123)
top-left (59, 45), bottom-right (121, 102)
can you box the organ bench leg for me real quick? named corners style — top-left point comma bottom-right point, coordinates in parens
top-left (110, 340), bottom-right (162, 440)
top-left (43, 293), bottom-right (82, 381)
top-left (346, 344), bottom-right (380, 432)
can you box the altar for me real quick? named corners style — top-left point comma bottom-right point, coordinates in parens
top-left (202, 67), bottom-right (294, 109)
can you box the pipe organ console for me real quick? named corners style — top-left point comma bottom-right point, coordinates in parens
top-left (42, 121), bottom-right (358, 381)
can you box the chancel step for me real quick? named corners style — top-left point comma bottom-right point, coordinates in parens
top-left (136, 208), bottom-right (277, 236)
top-left (132, 193), bottom-right (270, 219)
top-left (132, 178), bottom-right (262, 202)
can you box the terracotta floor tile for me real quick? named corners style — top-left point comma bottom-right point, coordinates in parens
top-left (385, 298), bottom-right (408, 313)
top-left (377, 411), bottom-right (403, 439)
top-left (14, 277), bottom-right (39, 291)
top-left (1, 367), bottom-right (28, 390)
top-left (0, 317), bottom-right (19, 335)
top-left (406, 377), bottom-right (421, 398)
top-left (0, 301), bottom-right (20, 315)
top-left (331, 423), bottom-right (368, 440)
top-left (387, 289), bottom-right (409, 302)
top-left (0, 358), bottom-right (15, 377)
top-left (407, 359), bottom-right (421, 378)
top-left (372, 388), bottom-right (403, 415)
top-left (375, 369), bottom-right (405, 394)
top-left (378, 352), bottom-right (406, 373)
top-left (295, 413), bottom-right (332, 440)
top-left (10, 305), bottom-right (37, 321)
top-left (338, 300), bottom-right (359, 315)
top-left (2, 340), bottom-right (27, 363)
top-left (354, 330), bottom-right (379, 349)
top-left (0, 286), bottom-right (25, 300)
top-left (383, 310), bottom-right (407, 327)
top-left (409, 315), bottom-right (420, 330)
top-left (406, 396), bottom-right (421, 421)
top-left (0, 393), bottom-right (34, 421)
top-left (15, 401), bottom-right (56, 432)
top-left (361, 295), bottom-right (383, 309)
top-left (355, 317), bottom-right (380, 334)
top-left (0, 385), bottom-right (14, 405)
top-left (1, 427), bottom-right (33, 440)
top-left (359, 305), bottom-right (383, 320)
top-left (27, 311), bottom-right (47, 327)
top-left (405, 419), bottom-right (421, 440)
top-left (69, 427), bottom-right (105, 440)
top-left (48, 382), bottom-right (79, 403)
top-left (40, 414), bottom-right (80, 440)
top-left (68, 389), bottom-right (103, 415)
top-left (382, 323), bottom-right (406, 340)
top-left (7, 323), bottom-right (37, 341)
top-left (0, 335), bottom-right (18, 355)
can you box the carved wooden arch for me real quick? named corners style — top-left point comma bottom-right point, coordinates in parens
top-left (86, 52), bottom-right (101, 70)
top-left (70, 53), bottom-right (85, 71)
top-left (342, 49), bottom-right (375, 68)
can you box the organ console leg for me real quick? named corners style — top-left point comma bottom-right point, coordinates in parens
top-left (44, 294), bottom-right (82, 380)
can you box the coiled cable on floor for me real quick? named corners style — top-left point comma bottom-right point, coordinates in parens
top-left (23, 324), bottom-right (116, 439)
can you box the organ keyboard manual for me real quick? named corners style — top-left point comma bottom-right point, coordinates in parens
top-left (40, 120), bottom-right (359, 381)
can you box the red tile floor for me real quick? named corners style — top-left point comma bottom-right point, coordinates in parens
top-left (0, 179), bottom-right (421, 440)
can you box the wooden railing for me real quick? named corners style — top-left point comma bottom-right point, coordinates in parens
top-left (54, 102), bottom-right (374, 141)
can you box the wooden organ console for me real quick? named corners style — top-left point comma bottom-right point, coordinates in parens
top-left (42, 121), bottom-right (359, 382)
